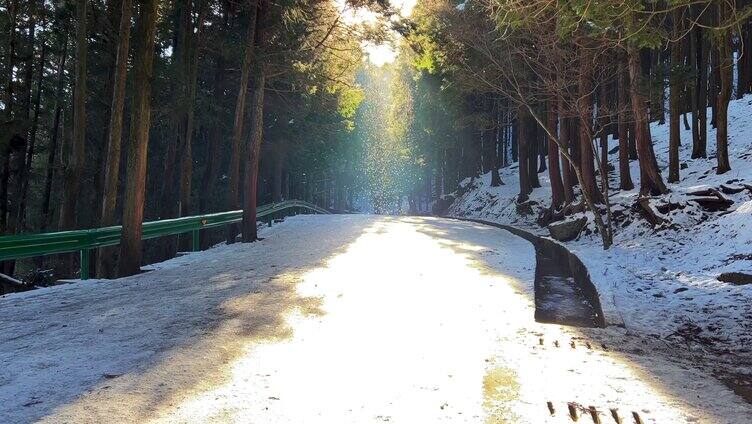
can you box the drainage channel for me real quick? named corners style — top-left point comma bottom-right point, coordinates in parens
top-left (534, 249), bottom-right (601, 327)
top-left (450, 217), bottom-right (605, 328)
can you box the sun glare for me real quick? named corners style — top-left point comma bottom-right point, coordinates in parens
top-left (336, 0), bottom-right (416, 66)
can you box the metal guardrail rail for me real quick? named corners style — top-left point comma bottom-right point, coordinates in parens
top-left (0, 200), bottom-right (329, 280)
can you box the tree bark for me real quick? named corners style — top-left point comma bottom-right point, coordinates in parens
top-left (178, 7), bottom-right (207, 219)
top-left (0, 0), bottom-right (20, 237)
top-left (578, 55), bottom-right (599, 203)
top-left (199, 57), bottom-right (226, 213)
top-left (118, 0), bottom-right (159, 277)
top-left (546, 100), bottom-right (564, 209)
top-left (736, 21), bottom-right (752, 99)
top-left (692, 24), bottom-right (709, 158)
top-left (709, 44), bottom-right (719, 129)
top-left (241, 62), bottom-right (266, 242)
top-left (598, 82), bottom-right (609, 192)
top-left (617, 54), bottom-right (635, 190)
top-left (175, 8), bottom-right (207, 251)
top-left (628, 48), bottom-right (668, 195)
top-left (559, 114), bottom-right (576, 202)
top-left (18, 15), bottom-right (46, 231)
top-left (490, 120), bottom-right (502, 187)
top-left (716, 22), bottom-right (732, 174)
top-left (96, 0), bottom-right (132, 278)
top-left (226, 1), bottom-right (258, 243)
top-left (58, 0), bottom-right (87, 231)
top-left (516, 104), bottom-right (532, 199)
top-left (156, 0), bottom-right (192, 258)
top-left (668, 11), bottom-right (682, 183)
top-left (528, 117), bottom-right (540, 188)
top-left (689, 21), bottom-right (700, 154)
top-left (511, 117), bottom-right (518, 162)
top-left (41, 32), bottom-right (68, 231)
top-left (3, 0), bottom-right (17, 124)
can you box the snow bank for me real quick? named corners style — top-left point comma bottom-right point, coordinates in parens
top-left (449, 96), bottom-right (752, 376)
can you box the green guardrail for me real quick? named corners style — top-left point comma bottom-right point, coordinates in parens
top-left (0, 200), bottom-right (329, 280)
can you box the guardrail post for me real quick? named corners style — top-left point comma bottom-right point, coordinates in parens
top-left (192, 229), bottom-right (200, 252)
top-left (80, 249), bottom-right (90, 280)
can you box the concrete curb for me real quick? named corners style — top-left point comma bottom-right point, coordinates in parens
top-left (450, 216), bottom-right (609, 328)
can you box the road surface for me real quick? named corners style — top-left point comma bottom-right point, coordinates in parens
top-left (1, 215), bottom-right (750, 423)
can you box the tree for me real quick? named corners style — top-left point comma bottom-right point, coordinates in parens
top-left (617, 53), bottom-right (635, 190)
top-left (226, 0), bottom-right (258, 243)
top-left (58, 0), bottom-right (87, 231)
top-left (668, 10), bottom-right (682, 183)
top-left (627, 46), bottom-right (668, 195)
top-left (714, 1), bottom-right (734, 174)
top-left (546, 100), bottom-right (564, 209)
top-left (118, 0), bottom-right (159, 277)
top-left (97, 0), bottom-right (132, 277)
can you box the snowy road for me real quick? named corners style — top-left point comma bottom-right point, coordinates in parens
top-left (1, 215), bottom-right (750, 423)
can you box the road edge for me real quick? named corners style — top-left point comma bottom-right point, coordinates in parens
top-left (446, 216), bottom-right (611, 328)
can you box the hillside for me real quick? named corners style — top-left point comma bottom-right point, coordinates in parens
top-left (448, 95), bottom-right (752, 398)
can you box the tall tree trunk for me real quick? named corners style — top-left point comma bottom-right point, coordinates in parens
top-left (118, 0), bottom-right (159, 277)
top-left (511, 117), bottom-right (518, 162)
top-left (738, 20), bottom-right (752, 98)
top-left (41, 33), bottom-right (68, 231)
top-left (628, 48), bottom-right (668, 195)
top-left (199, 56), bottom-right (226, 212)
top-left (689, 21), bottom-right (700, 154)
top-left (709, 45), bottom-right (719, 128)
top-left (618, 54), bottom-right (635, 190)
top-left (559, 114), bottom-right (576, 202)
top-left (96, 0), bottom-right (132, 278)
top-left (699, 35), bottom-right (709, 153)
top-left (737, 22), bottom-right (748, 99)
top-left (716, 20), bottom-right (732, 174)
top-left (501, 108), bottom-right (509, 167)
top-left (517, 105), bottom-right (532, 199)
top-left (5, 2), bottom-right (31, 237)
top-left (0, 0), bottom-right (18, 236)
top-left (18, 16), bottom-right (46, 231)
top-left (226, 1), bottom-right (258, 243)
top-left (546, 101), bottom-right (564, 209)
top-left (668, 11), bottom-right (682, 183)
top-left (58, 0), bottom-right (87, 233)
top-left (578, 56), bottom-right (599, 203)
top-left (179, 8), bottom-right (207, 219)
top-left (3, 0), bottom-right (17, 124)
top-left (157, 0), bottom-right (192, 258)
top-left (528, 117), bottom-right (540, 188)
top-left (241, 60), bottom-right (266, 242)
top-left (490, 121), bottom-right (502, 187)
top-left (176, 8), bottom-right (207, 251)
top-left (654, 50), bottom-right (666, 125)
top-left (693, 25), bottom-right (709, 158)
top-left (598, 82), bottom-right (609, 192)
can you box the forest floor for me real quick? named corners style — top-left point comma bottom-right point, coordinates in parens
top-left (447, 95), bottom-right (752, 405)
top-left (2, 215), bottom-right (750, 423)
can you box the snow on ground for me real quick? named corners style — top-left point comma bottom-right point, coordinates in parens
top-left (2, 215), bottom-right (750, 423)
top-left (448, 96), bottom-right (752, 391)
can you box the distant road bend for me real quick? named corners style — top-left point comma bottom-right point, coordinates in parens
top-left (1, 215), bottom-right (749, 423)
